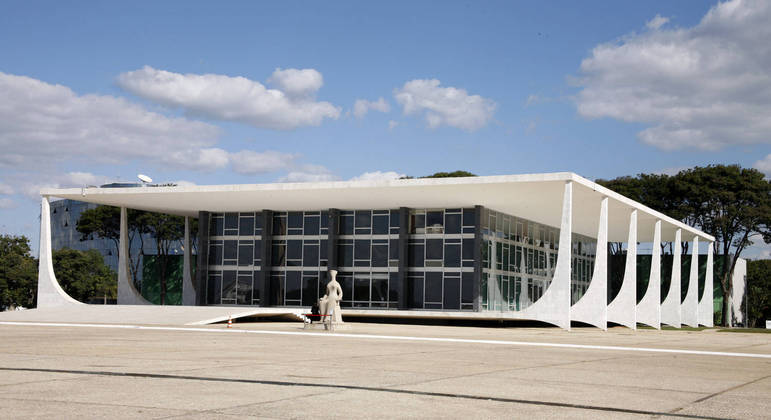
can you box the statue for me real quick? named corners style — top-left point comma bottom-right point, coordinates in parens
top-left (319, 269), bottom-right (343, 325)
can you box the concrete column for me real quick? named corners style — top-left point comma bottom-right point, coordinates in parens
top-left (194, 211), bottom-right (209, 306)
top-left (570, 196), bottom-right (607, 330)
top-left (637, 220), bottom-right (661, 329)
top-left (182, 216), bottom-right (195, 306)
top-left (472, 205), bottom-right (484, 311)
top-left (607, 209), bottom-right (637, 329)
top-left (397, 207), bottom-right (410, 309)
top-left (698, 243), bottom-right (714, 327)
top-left (519, 181), bottom-right (572, 330)
top-left (259, 210), bottom-right (273, 307)
top-left (36, 196), bottom-right (81, 307)
top-left (682, 236), bottom-right (699, 327)
top-left (661, 228), bottom-right (681, 327)
top-left (117, 207), bottom-right (150, 305)
top-left (327, 209), bottom-right (340, 270)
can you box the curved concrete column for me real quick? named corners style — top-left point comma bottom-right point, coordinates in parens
top-left (182, 216), bottom-right (196, 306)
top-left (520, 181), bottom-right (572, 330)
top-left (698, 243), bottom-right (714, 327)
top-left (36, 196), bottom-right (82, 308)
top-left (570, 197), bottom-right (607, 330)
top-left (637, 220), bottom-right (661, 329)
top-left (117, 206), bottom-right (151, 305)
top-left (607, 209), bottom-right (637, 329)
top-left (661, 229), bottom-right (681, 327)
top-left (682, 236), bottom-right (699, 327)
top-left (731, 258), bottom-right (747, 327)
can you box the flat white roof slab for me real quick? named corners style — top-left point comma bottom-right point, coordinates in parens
top-left (41, 172), bottom-right (713, 243)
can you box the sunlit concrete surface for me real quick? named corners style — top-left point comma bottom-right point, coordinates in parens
top-left (0, 322), bottom-right (768, 419)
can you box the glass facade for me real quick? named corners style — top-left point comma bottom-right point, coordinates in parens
top-left (204, 206), bottom-right (595, 313)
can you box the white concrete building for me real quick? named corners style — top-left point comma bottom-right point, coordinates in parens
top-left (37, 172), bottom-right (744, 330)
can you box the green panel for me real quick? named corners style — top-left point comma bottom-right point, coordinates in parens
top-left (141, 255), bottom-right (186, 305)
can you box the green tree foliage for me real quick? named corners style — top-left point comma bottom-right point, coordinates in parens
top-left (76, 206), bottom-right (145, 286)
top-left (745, 259), bottom-right (771, 328)
top-left (400, 170), bottom-right (477, 179)
top-left (137, 212), bottom-right (185, 305)
top-left (0, 234), bottom-right (38, 310)
top-left (52, 248), bottom-right (116, 303)
top-left (598, 165), bottom-right (771, 326)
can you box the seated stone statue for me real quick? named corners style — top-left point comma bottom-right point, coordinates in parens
top-left (318, 269), bottom-right (343, 324)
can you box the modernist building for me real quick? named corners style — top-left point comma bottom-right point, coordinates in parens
top-left (36, 173), bottom-right (745, 330)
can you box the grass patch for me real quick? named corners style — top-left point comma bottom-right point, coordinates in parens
top-left (717, 328), bottom-right (771, 334)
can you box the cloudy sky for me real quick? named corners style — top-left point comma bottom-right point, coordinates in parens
top-left (1, 0), bottom-right (769, 257)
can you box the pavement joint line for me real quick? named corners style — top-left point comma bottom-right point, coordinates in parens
top-left (2, 321), bottom-right (770, 359)
top-left (0, 367), bottom-right (726, 419)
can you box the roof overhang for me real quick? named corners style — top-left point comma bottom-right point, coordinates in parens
top-left (41, 172), bottom-right (714, 243)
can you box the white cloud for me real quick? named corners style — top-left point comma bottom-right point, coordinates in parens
top-left (17, 171), bottom-right (113, 200)
top-left (117, 66), bottom-right (341, 130)
top-left (0, 72), bottom-right (221, 169)
top-left (645, 14), bottom-right (669, 30)
top-left (267, 68), bottom-right (323, 98)
top-left (230, 150), bottom-right (297, 175)
top-left (279, 164), bottom-right (340, 183)
top-left (0, 198), bottom-right (16, 209)
top-left (394, 79), bottom-right (496, 131)
top-left (353, 97), bottom-right (390, 118)
top-left (388, 120), bottom-right (399, 130)
top-left (575, 0), bottom-right (771, 151)
top-left (349, 171), bottom-right (406, 182)
top-left (753, 153), bottom-right (771, 177)
top-left (0, 183), bottom-right (14, 195)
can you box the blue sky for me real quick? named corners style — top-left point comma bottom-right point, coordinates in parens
top-left (1, 0), bottom-right (770, 256)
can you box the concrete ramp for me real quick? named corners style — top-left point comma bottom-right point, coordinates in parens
top-left (0, 305), bottom-right (304, 326)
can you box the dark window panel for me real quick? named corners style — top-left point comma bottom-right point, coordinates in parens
top-left (224, 213), bottom-right (238, 230)
top-left (211, 217), bottom-right (224, 236)
top-left (426, 211), bottom-right (443, 228)
top-left (271, 244), bottom-right (286, 266)
top-left (425, 272), bottom-right (442, 303)
top-left (339, 244), bottom-right (353, 267)
top-left (354, 239), bottom-right (371, 260)
top-left (355, 228), bottom-right (371, 235)
top-left (285, 271), bottom-right (301, 301)
top-left (354, 277), bottom-right (370, 301)
top-left (224, 240), bottom-right (237, 260)
top-left (209, 244), bottom-right (222, 265)
top-left (272, 216), bottom-right (286, 236)
top-left (237, 274), bottom-right (252, 305)
top-left (239, 216), bottom-right (254, 236)
top-left (222, 270), bottom-right (237, 300)
top-left (409, 244), bottom-right (424, 267)
top-left (355, 210), bottom-right (372, 228)
top-left (443, 276), bottom-right (460, 309)
top-left (207, 274), bottom-right (221, 304)
top-left (304, 216), bottom-right (320, 235)
top-left (389, 272), bottom-right (400, 302)
top-left (339, 274), bottom-right (353, 302)
top-left (288, 228), bottom-right (303, 236)
top-left (445, 213), bottom-right (461, 234)
top-left (426, 239), bottom-right (443, 260)
top-left (390, 210), bottom-right (400, 227)
top-left (320, 240), bottom-right (328, 260)
top-left (340, 215), bottom-right (354, 235)
top-left (238, 244), bottom-right (253, 266)
top-left (252, 271), bottom-right (260, 303)
top-left (462, 238), bottom-right (474, 260)
top-left (288, 212), bottom-right (303, 229)
top-left (372, 215), bottom-right (388, 234)
top-left (410, 276), bottom-right (424, 308)
top-left (372, 245), bottom-right (388, 267)
top-left (444, 244), bottom-right (461, 267)
top-left (254, 213), bottom-right (263, 231)
top-left (372, 277), bottom-right (388, 302)
top-left (303, 244), bottom-right (319, 267)
top-left (411, 214), bottom-right (425, 233)
top-left (287, 240), bottom-right (302, 260)
top-left (253, 240), bottom-right (262, 262)
top-left (389, 239), bottom-right (399, 260)
top-left (462, 272), bottom-right (474, 304)
top-left (302, 275), bottom-right (318, 306)
top-left (270, 274), bottom-right (283, 306)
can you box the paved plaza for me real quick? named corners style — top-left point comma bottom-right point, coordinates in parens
top-left (0, 318), bottom-right (770, 419)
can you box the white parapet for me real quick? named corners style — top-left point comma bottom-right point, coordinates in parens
top-left (607, 209), bottom-right (637, 329)
top-left (36, 197), bottom-right (82, 308)
top-left (519, 181), bottom-right (572, 330)
top-left (570, 197), bottom-right (608, 330)
top-left (182, 216), bottom-right (196, 306)
top-left (661, 229), bottom-right (682, 328)
top-left (637, 220), bottom-right (661, 329)
top-left (682, 236), bottom-right (699, 327)
top-left (698, 243), bottom-right (714, 327)
top-left (117, 207), bottom-right (151, 305)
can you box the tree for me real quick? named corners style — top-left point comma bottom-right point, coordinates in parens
top-left (598, 165), bottom-right (771, 326)
top-left (77, 206), bottom-right (144, 288)
top-left (745, 259), bottom-right (771, 328)
top-left (137, 212), bottom-right (185, 305)
top-left (52, 248), bottom-right (116, 303)
top-left (0, 234), bottom-right (38, 310)
top-left (401, 170), bottom-right (478, 179)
